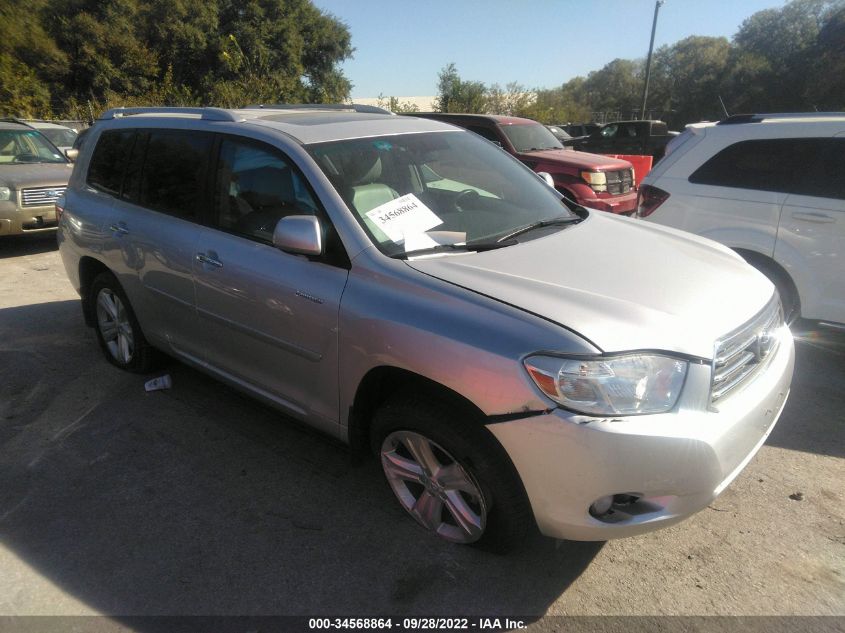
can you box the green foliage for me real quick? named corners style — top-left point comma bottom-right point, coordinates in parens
top-left (1, 0), bottom-right (353, 119)
top-left (486, 82), bottom-right (533, 116)
top-left (435, 63), bottom-right (487, 113)
top-left (375, 94), bottom-right (419, 113)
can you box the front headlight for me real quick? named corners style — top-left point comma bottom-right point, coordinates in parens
top-left (0, 186), bottom-right (11, 201)
top-left (580, 170), bottom-right (607, 193)
top-left (524, 353), bottom-right (688, 416)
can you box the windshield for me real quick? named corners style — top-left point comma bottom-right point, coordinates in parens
top-left (0, 130), bottom-right (67, 164)
top-left (307, 131), bottom-right (577, 257)
top-left (40, 128), bottom-right (78, 148)
top-left (499, 123), bottom-right (563, 152)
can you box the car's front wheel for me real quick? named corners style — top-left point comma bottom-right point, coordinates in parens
top-left (372, 391), bottom-right (533, 552)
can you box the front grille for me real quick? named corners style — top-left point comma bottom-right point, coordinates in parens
top-left (710, 296), bottom-right (784, 404)
top-left (21, 186), bottom-right (66, 207)
top-left (606, 169), bottom-right (634, 195)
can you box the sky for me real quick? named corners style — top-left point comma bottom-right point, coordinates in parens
top-left (311, 0), bottom-right (786, 98)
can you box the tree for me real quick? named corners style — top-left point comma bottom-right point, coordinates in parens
top-left (375, 94), bottom-right (419, 113)
top-left (485, 82), bottom-right (533, 116)
top-left (434, 63), bottom-right (487, 113)
top-left (648, 36), bottom-right (730, 127)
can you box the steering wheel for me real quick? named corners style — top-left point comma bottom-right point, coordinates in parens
top-left (12, 153), bottom-right (41, 163)
top-left (454, 189), bottom-right (480, 212)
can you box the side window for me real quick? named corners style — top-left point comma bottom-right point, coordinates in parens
top-left (690, 138), bottom-right (843, 198)
top-left (689, 140), bottom-right (797, 192)
top-left (601, 124), bottom-right (618, 138)
top-left (140, 130), bottom-right (212, 220)
top-left (87, 130), bottom-right (135, 195)
top-left (213, 136), bottom-right (319, 243)
top-left (121, 131), bottom-right (146, 204)
top-left (790, 138), bottom-right (845, 200)
top-left (466, 125), bottom-right (500, 144)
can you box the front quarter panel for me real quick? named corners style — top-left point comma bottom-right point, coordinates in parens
top-left (338, 251), bottom-right (599, 425)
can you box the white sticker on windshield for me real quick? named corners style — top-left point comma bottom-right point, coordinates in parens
top-left (365, 193), bottom-right (442, 243)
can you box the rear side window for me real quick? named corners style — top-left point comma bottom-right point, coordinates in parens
top-left (689, 138), bottom-right (845, 199)
top-left (140, 130), bottom-right (212, 219)
top-left (87, 130), bottom-right (135, 195)
top-left (466, 125), bottom-right (500, 144)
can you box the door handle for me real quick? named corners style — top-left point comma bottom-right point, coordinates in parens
top-left (196, 253), bottom-right (223, 268)
top-left (791, 211), bottom-right (835, 224)
top-left (109, 223), bottom-right (129, 235)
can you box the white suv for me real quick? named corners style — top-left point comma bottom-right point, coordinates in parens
top-left (637, 113), bottom-right (845, 327)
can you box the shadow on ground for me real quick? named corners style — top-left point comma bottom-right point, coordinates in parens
top-left (0, 233), bottom-right (58, 259)
top-left (0, 300), bottom-right (603, 620)
top-left (766, 321), bottom-right (845, 459)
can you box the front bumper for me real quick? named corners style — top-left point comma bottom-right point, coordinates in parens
top-left (487, 326), bottom-right (794, 541)
top-left (583, 189), bottom-right (637, 215)
top-left (0, 202), bottom-right (58, 235)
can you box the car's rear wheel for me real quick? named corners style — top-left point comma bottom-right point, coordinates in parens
top-left (372, 391), bottom-right (533, 552)
top-left (90, 272), bottom-right (155, 372)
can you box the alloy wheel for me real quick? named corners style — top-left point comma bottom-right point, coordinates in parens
top-left (96, 288), bottom-right (134, 365)
top-left (381, 430), bottom-right (487, 543)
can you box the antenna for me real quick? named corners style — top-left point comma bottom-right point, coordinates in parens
top-left (718, 96), bottom-right (730, 118)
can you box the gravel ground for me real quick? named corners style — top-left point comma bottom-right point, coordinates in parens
top-left (0, 234), bottom-right (842, 627)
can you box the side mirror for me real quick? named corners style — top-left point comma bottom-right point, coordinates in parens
top-left (272, 215), bottom-right (323, 256)
top-left (64, 148), bottom-right (79, 161)
top-left (536, 172), bottom-right (555, 188)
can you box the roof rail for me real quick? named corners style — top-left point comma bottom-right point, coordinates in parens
top-left (718, 112), bottom-right (845, 125)
top-left (243, 103), bottom-right (393, 115)
top-left (0, 117), bottom-right (35, 128)
top-left (99, 107), bottom-right (241, 122)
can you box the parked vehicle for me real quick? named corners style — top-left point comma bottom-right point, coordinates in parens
top-left (407, 113), bottom-right (637, 214)
top-left (545, 125), bottom-right (573, 144)
top-left (59, 106), bottom-right (794, 551)
top-left (25, 120), bottom-right (79, 154)
top-left (574, 120), bottom-right (676, 160)
top-left (0, 119), bottom-right (72, 236)
top-left (638, 112), bottom-right (845, 326)
top-left (563, 122), bottom-right (600, 138)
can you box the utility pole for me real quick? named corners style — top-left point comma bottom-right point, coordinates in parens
top-left (640, 0), bottom-right (665, 120)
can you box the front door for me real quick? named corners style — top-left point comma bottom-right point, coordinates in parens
top-left (193, 135), bottom-right (349, 425)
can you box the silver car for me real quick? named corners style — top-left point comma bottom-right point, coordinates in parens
top-left (58, 106), bottom-right (794, 551)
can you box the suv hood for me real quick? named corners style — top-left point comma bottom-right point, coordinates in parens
top-left (520, 149), bottom-right (631, 171)
top-left (0, 163), bottom-right (72, 189)
top-left (406, 212), bottom-right (773, 359)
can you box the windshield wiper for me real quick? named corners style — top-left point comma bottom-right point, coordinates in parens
top-left (391, 239), bottom-right (512, 259)
top-left (495, 215), bottom-right (582, 243)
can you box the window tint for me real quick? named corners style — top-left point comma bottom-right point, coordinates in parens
top-left (213, 137), bottom-right (319, 242)
top-left (140, 130), bottom-right (212, 219)
top-left (466, 125), bottom-right (500, 144)
top-left (87, 130), bottom-right (135, 195)
top-left (120, 131), bottom-right (146, 204)
top-left (689, 138), bottom-right (845, 199)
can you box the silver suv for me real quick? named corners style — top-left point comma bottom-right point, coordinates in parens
top-left (59, 106), bottom-right (795, 551)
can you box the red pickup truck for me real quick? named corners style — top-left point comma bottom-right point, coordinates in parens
top-left (406, 113), bottom-right (637, 214)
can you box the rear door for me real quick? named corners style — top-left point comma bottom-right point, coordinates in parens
top-left (193, 134), bottom-right (349, 425)
top-left (110, 129), bottom-right (211, 359)
top-left (775, 137), bottom-right (845, 323)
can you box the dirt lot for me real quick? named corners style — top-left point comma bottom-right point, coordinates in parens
top-left (0, 234), bottom-right (843, 625)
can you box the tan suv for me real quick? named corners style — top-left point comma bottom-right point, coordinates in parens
top-left (0, 120), bottom-right (73, 236)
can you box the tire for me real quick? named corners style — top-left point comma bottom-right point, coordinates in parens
top-left (371, 390), bottom-right (534, 553)
top-left (89, 271), bottom-right (156, 373)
